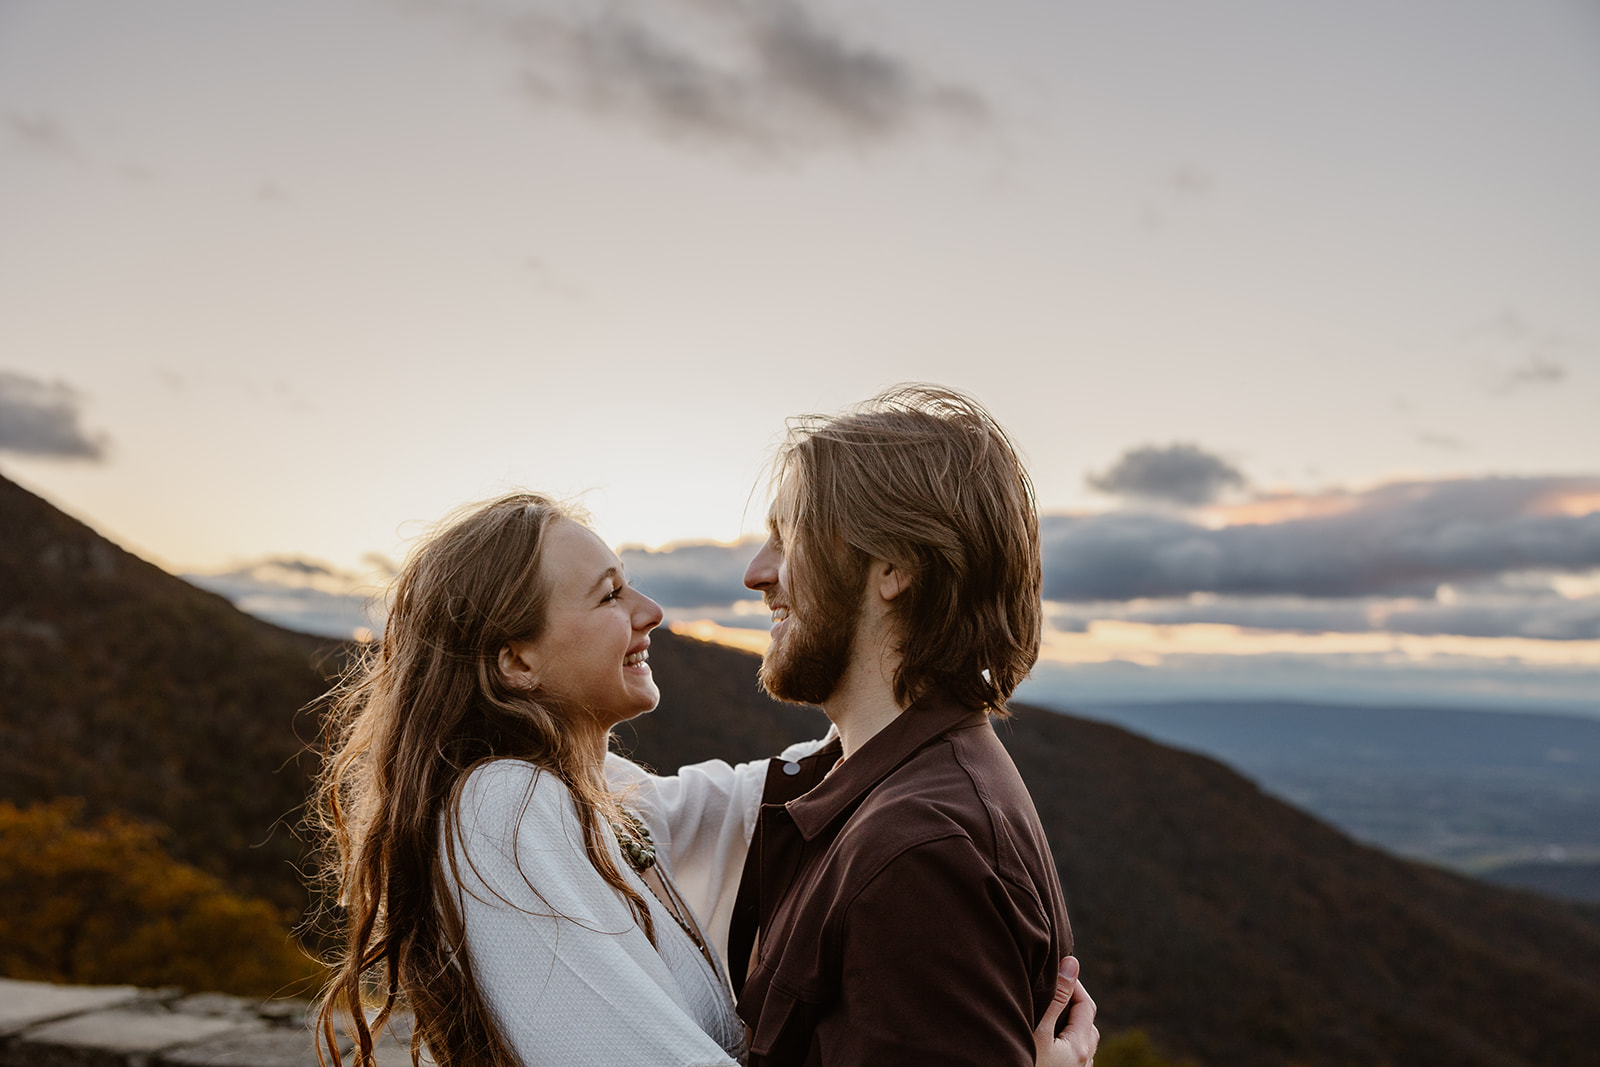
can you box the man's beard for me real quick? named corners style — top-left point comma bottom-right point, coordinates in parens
top-left (758, 590), bottom-right (862, 706)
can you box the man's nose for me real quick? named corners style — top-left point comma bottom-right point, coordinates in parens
top-left (744, 539), bottom-right (778, 590)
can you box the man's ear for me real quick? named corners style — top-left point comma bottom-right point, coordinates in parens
top-left (498, 639), bottom-right (541, 691)
top-left (874, 559), bottom-right (912, 603)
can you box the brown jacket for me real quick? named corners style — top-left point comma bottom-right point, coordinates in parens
top-left (729, 693), bottom-right (1072, 1066)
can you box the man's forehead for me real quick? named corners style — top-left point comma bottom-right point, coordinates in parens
top-left (766, 477), bottom-right (795, 525)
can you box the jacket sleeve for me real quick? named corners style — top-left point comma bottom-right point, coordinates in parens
top-left (450, 761), bottom-right (739, 1067)
top-left (606, 735), bottom-right (831, 962)
top-left (823, 835), bottom-right (1046, 1067)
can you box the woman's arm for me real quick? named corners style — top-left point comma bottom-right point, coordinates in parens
top-left (450, 761), bottom-right (740, 1067)
top-left (606, 734), bottom-right (831, 959)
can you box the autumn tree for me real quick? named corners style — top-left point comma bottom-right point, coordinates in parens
top-left (0, 799), bottom-right (321, 997)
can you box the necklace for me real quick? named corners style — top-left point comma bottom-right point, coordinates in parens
top-left (610, 809), bottom-right (721, 979)
top-left (610, 808), bottom-right (657, 872)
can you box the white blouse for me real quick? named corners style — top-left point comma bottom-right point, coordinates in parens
top-left (448, 737), bottom-right (827, 1067)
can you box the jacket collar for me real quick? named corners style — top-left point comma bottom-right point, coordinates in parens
top-left (786, 691), bottom-right (988, 841)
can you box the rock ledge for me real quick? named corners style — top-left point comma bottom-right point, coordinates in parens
top-left (0, 978), bottom-right (414, 1066)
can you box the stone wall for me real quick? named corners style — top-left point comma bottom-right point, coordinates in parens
top-left (0, 978), bottom-right (415, 1066)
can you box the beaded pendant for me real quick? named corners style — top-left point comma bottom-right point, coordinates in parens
top-left (612, 809), bottom-right (657, 872)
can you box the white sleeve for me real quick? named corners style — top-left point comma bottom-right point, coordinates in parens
top-left (450, 761), bottom-right (738, 1067)
top-left (605, 734), bottom-right (832, 963)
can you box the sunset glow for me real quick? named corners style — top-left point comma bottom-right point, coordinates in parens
top-left (1198, 492), bottom-right (1363, 528)
top-left (1037, 619), bottom-right (1600, 667)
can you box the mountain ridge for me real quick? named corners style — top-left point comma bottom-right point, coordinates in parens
top-left (0, 472), bottom-right (344, 911)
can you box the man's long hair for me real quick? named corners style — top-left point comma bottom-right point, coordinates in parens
top-left (774, 384), bottom-right (1043, 714)
top-left (310, 493), bottom-right (654, 1066)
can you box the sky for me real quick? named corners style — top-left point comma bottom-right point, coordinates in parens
top-left (3, 0), bottom-right (1598, 714)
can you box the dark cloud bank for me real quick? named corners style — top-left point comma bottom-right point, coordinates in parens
top-left (613, 475), bottom-right (1600, 643)
top-left (204, 475), bottom-right (1600, 646)
top-left (0, 371), bottom-right (106, 460)
top-left (1047, 591), bottom-right (1600, 643)
top-left (1041, 476), bottom-right (1600, 603)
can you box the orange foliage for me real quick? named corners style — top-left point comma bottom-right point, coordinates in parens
top-left (0, 798), bottom-right (322, 997)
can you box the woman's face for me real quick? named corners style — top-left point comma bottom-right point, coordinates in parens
top-left (501, 518), bottom-right (664, 732)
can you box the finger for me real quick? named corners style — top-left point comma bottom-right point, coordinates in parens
top-left (1063, 978), bottom-right (1098, 1046)
top-left (1033, 956), bottom-right (1079, 1041)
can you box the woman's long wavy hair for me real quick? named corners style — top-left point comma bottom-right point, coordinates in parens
top-left (312, 492), bottom-right (654, 1066)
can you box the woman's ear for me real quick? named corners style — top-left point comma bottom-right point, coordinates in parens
top-left (874, 559), bottom-right (912, 603)
top-left (498, 639), bottom-right (541, 691)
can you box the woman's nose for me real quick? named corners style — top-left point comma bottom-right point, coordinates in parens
top-left (635, 592), bottom-right (664, 630)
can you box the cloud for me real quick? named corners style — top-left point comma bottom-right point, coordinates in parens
top-left (471, 0), bottom-right (989, 157)
top-left (184, 557), bottom-right (389, 640)
top-left (1046, 586), bottom-right (1600, 642)
top-left (191, 544), bottom-right (768, 640)
top-left (192, 469), bottom-right (1600, 653)
top-left (619, 539), bottom-right (762, 608)
top-left (1043, 476), bottom-right (1600, 602)
top-left (1170, 166), bottom-right (1213, 195)
top-left (4, 113), bottom-right (81, 162)
top-left (0, 371), bottom-right (107, 460)
top-left (1380, 595), bottom-right (1600, 641)
top-left (1087, 442), bottom-right (1247, 506)
top-left (595, 475), bottom-right (1600, 646)
top-left (1018, 648), bottom-right (1600, 716)
top-left (1469, 310), bottom-right (1591, 395)
top-left (1497, 355), bottom-right (1566, 393)
top-left (1417, 431), bottom-right (1468, 451)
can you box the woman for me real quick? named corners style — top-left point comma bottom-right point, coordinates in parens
top-left (314, 492), bottom-right (1097, 1066)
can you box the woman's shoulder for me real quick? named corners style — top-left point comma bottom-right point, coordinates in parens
top-left (447, 761), bottom-right (629, 924)
top-left (455, 758), bottom-right (576, 837)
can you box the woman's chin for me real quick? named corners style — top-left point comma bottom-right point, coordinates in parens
top-left (623, 686), bottom-right (662, 721)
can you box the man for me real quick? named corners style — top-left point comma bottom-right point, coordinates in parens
top-left (727, 385), bottom-right (1077, 1065)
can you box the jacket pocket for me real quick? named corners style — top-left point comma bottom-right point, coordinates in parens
top-left (747, 983), bottom-right (820, 1061)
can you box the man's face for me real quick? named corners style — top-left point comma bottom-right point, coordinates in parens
top-left (743, 482), bottom-right (863, 706)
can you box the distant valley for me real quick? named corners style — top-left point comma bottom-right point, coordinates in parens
top-left (1066, 699), bottom-right (1600, 902)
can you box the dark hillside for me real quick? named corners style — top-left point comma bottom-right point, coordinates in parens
top-left (627, 632), bottom-right (1600, 1067)
top-left (1000, 708), bottom-right (1600, 1067)
top-left (0, 474), bottom-right (343, 911)
top-left (1068, 699), bottom-right (1600, 880)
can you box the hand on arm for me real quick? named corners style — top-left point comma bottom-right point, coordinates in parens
top-left (1032, 956), bottom-right (1099, 1067)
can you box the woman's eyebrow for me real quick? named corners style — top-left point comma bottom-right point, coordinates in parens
top-left (584, 566), bottom-right (622, 596)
